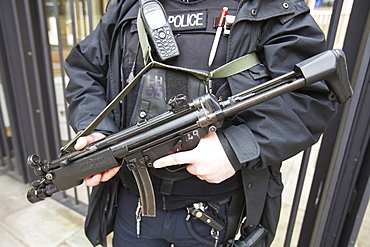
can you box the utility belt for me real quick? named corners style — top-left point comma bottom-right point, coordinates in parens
top-left (186, 201), bottom-right (230, 247)
top-left (184, 194), bottom-right (268, 247)
top-left (128, 181), bottom-right (247, 247)
top-left (119, 159), bottom-right (243, 210)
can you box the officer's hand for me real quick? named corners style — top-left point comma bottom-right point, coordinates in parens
top-left (74, 132), bottom-right (107, 150)
top-left (74, 132), bottom-right (122, 187)
top-left (153, 132), bottom-right (235, 183)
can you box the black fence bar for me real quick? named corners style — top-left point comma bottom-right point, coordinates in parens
top-left (345, 141), bottom-right (370, 245)
top-left (51, 0), bottom-right (73, 144)
top-left (45, 3), bottom-right (71, 208)
top-left (87, 0), bottom-right (94, 34)
top-left (0, 0), bottom-right (34, 181)
top-left (69, 0), bottom-right (78, 46)
top-left (316, 9), bottom-right (370, 245)
top-left (0, 106), bottom-right (5, 167)
top-left (0, 0), bottom-right (60, 182)
top-left (326, 0), bottom-right (345, 49)
top-left (70, 0), bottom-right (79, 206)
top-left (36, 0), bottom-right (63, 152)
top-left (284, 147), bottom-right (312, 247)
top-left (299, 0), bottom-right (370, 245)
top-left (0, 103), bottom-right (11, 169)
top-left (338, 49), bottom-right (370, 246)
top-left (0, 34), bottom-right (12, 175)
top-left (283, 0), bottom-right (346, 245)
top-left (24, 0), bottom-right (54, 158)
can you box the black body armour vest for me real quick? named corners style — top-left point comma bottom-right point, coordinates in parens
top-left (120, 0), bottom-right (243, 211)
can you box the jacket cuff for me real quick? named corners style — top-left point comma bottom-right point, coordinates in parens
top-left (220, 125), bottom-right (260, 167)
top-left (217, 132), bottom-right (241, 171)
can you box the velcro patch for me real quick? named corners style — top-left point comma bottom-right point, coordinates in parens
top-left (167, 11), bottom-right (207, 31)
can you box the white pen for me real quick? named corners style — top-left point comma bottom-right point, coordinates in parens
top-left (208, 7), bottom-right (228, 67)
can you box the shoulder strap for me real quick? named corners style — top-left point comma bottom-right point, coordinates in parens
top-left (241, 167), bottom-right (270, 229)
top-left (137, 9), bottom-right (152, 64)
top-left (209, 52), bottom-right (260, 78)
top-left (136, 8), bottom-right (260, 79)
top-left (61, 61), bottom-right (155, 153)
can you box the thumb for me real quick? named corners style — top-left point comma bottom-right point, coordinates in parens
top-left (153, 151), bottom-right (193, 169)
top-left (74, 133), bottom-right (106, 151)
top-left (74, 137), bottom-right (88, 151)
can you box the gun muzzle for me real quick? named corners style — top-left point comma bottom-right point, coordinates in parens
top-left (27, 184), bottom-right (60, 203)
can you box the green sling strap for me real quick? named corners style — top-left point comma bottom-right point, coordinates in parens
top-left (61, 10), bottom-right (259, 153)
top-left (137, 10), bottom-right (260, 79)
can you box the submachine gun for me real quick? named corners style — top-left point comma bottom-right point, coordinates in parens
top-left (26, 50), bottom-right (353, 217)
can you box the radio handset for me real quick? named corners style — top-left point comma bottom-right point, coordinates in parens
top-left (139, 0), bottom-right (180, 61)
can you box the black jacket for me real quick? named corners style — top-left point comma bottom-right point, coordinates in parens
top-left (65, 0), bottom-right (337, 245)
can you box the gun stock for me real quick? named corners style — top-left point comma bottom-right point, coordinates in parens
top-left (294, 49), bottom-right (352, 103)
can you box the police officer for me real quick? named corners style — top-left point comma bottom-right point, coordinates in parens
top-left (65, 0), bottom-right (337, 246)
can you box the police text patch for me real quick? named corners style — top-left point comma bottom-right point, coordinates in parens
top-left (168, 11), bottom-right (207, 31)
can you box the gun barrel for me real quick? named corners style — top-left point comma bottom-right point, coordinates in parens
top-left (222, 78), bottom-right (306, 118)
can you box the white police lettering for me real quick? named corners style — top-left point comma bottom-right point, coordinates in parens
top-left (168, 11), bottom-right (207, 31)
